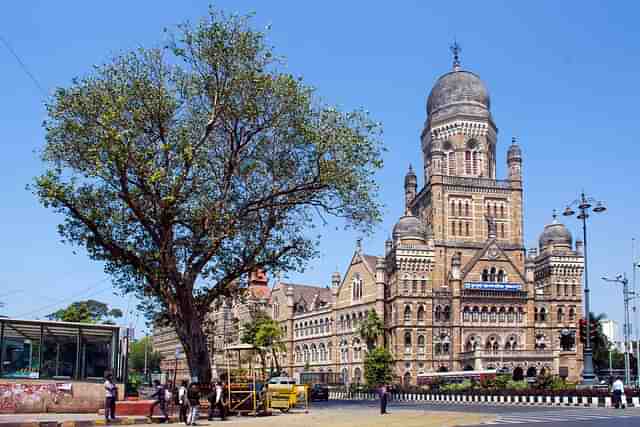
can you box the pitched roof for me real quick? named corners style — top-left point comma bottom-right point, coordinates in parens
top-left (362, 254), bottom-right (380, 273)
top-left (273, 282), bottom-right (333, 310)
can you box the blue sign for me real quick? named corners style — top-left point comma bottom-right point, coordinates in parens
top-left (464, 282), bottom-right (522, 291)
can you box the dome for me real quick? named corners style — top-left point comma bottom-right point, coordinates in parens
top-left (507, 139), bottom-right (522, 162)
top-left (426, 70), bottom-right (490, 120)
top-left (392, 215), bottom-right (424, 241)
top-left (538, 220), bottom-right (572, 250)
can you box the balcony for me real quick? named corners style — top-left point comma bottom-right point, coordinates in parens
top-left (459, 350), bottom-right (554, 361)
top-left (462, 289), bottom-right (528, 299)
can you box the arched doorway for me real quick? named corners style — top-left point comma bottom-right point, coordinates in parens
top-left (341, 368), bottom-right (349, 385)
top-left (526, 367), bottom-right (537, 378)
top-left (403, 372), bottom-right (412, 385)
top-left (464, 365), bottom-right (474, 371)
top-left (512, 367), bottom-right (524, 381)
top-left (438, 366), bottom-right (449, 372)
top-left (354, 367), bottom-right (362, 384)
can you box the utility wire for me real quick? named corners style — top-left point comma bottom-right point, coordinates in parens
top-left (0, 34), bottom-right (47, 97)
top-left (17, 277), bottom-right (112, 318)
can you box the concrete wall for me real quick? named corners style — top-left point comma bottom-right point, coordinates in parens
top-left (0, 379), bottom-right (124, 413)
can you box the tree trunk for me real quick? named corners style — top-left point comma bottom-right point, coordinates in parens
top-left (271, 347), bottom-right (281, 373)
top-left (174, 312), bottom-right (213, 385)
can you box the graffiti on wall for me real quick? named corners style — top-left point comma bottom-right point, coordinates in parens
top-left (0, 383), bottom-right (72, 412)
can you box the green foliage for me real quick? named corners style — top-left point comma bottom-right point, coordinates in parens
top-left (47, 299), bottom-right (123, 324)
top-left (589, 312), bottom-right (611, 371)
top-left (441, 379), bottom-right (473, 392)
top-left (128, 336), bottom-right (161, 373)
top-left (357, 310), bottom-right (384, 351)
top-left (31, 6), bottom-right (383, 384)
top-left (533, 372), bottom-right (554, 390)
top-left (241, 311), bottom-right (285, 374)
top-left (364, 347), bottom-right (393, 386)
top-left (495, 374), bottom-right (510, 389)
top-left (506, 380), bottom-right (528, 390)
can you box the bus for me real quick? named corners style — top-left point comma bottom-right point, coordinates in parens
top-left (416, 369), bottom-right (497, 386)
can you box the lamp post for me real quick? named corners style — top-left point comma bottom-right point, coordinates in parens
top-left (602, 274), bottom-right (633, 386)
top-left (632, 238), bottom-right (640, 388)
top-left (562, 191), bottom-right (607, 385)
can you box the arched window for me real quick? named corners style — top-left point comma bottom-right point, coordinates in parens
top-left (507, 307), bottom-right (515, 322)
top-left (404, 332), bottom-right (412, 353)
top-left (482, 269), bottom-right (489, 282)
top-left (472, 306), bottom-right (480, 322)
top-left (569, 307), bottom-right (576, 321)
top-left (572, 284), bottom-right (577, 296)
top-left (534, 307), bottom-right (539, 322)
top-left (465, 201), bottom-right (470, 217)
top-left (564, 284), bottom-right (569, 296)
top-left (404, 306), bottom-right (412, 323)
top-left (458, 221), bottom-right (463, 236)
top-left (451, 221), bottom-right (456, 236)
top-left (557, 284), bottom-right (562, 296)
top-left (517, 307), bottom-right (524, 323)
top-left (303, 345), bottom-right (309, 362)
top-left (418, 335), bottom-right (425, 353)
top-left (463, 306), bottom-right (470, 322)
top-left (497, 270), bottom-right (505, 282)
top-left (500, 205), bottom-right (505, 218)
top-left (420, 278), bottom-right (427, 294)
top-left (490, 267), bottom-right (496, 282)
top-left (443, 305), bottom-right (451, 321)
top-left (412, 279), bottom-right (418, 294)
top-left (490, 307), bottom-right (497, 322)
top-left (311, 344), bottom-right (317, 362)
top-left (481, 307), bottom-right (489, 322)
top-left (403, 278), bottom-right (410, 295)
top-left (451, 200), bottom-right (456, 217)
top-left (500, 223), bottom-right (505, 237)
top-left (498, 307), bottom-right (506, 322)
top-left (473, 151), bottom-right (479, 175)
top-left (465, 222), bottom-right (470, 236)
top-left (557, 307), bottom-right (564, 322)
top-left (539, 307), bottom-right (547, 322)
top-left (435, 306), bottom-right (442, 322)
top-left (465, 151), bottom-right (472, 175)
top-left (417, 306), bottom-right (425, 322)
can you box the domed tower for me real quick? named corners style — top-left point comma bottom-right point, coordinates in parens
top-left (507, 137), bottom-right (523, 182)
top-left (404, 164), bottom-right (417, 213)
top-left (538, 214), bottom-right (573, 254)
top-left (421, 45), bottom-right (496, 183)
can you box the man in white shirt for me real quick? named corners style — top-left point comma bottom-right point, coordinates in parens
top-left (178, 380), bottom-right (188, 423)
top-left (612, 377), bottom-right (625, 409)
top-left (104, 373), bottom-right (117, 421)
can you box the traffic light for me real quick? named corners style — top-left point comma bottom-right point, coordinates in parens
top-left (589, 320), bottom-right (598, 341)
top-left (579, 318), bottom-right (587, 343)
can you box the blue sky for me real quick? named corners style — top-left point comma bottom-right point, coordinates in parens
top-left (1, 1), bottom-right (638, 338)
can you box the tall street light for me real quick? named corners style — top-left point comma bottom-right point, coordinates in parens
top-left (563, 191), bottom-right (607, 385)
top-left (602, 273), bottom-right (633, 386)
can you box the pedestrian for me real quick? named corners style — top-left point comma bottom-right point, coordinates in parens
top-left (187, 382), bottom-right (201, 425)
top-left (104, 373), bottom-right (117, 422)
top-left (379, 383), bottom-right (388, 415)
top-left (149, 380), bottom-right (169, 423)
top-left (178, 380), bottom-right (188, 423)
top-left (208, 381), bottom-right (227, 421)
top-left (612, 376), bottom-right (625, 409)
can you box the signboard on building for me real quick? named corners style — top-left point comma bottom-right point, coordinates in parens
top-left (463, 282), bottom-right (522, 291)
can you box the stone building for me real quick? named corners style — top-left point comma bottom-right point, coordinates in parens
top-left (155, 53), bottom-right (585, 384)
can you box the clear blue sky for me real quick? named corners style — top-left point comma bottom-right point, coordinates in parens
top-left (1, 1), bottom-right (638, 338)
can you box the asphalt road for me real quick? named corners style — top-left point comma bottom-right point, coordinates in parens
top-left (316, 399), bottom-right (640, 426)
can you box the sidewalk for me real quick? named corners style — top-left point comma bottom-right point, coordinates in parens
top-left (0, 408), bottom-right (494, 427)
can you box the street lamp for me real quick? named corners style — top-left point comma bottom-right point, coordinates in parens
top-left (563, 191), bottom-right (607, 385)
top-left (602, 274), bottom-right (634, 386)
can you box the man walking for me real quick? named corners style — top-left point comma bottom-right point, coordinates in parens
top-left (104, 373), bottom-right (117, 422)
top-left (378, 383), bottom-right (388, 415)
top-left (178, 380), bottom-right (188, 423)
top-left (612, 377), bottom-right (625, 409)
top-left (149, 380), bottom-right (169, 423)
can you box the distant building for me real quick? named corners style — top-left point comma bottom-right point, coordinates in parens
top-left (155, 51), bottom-right (586, 384)
top-left (600, 319), bottom-right (622, 351)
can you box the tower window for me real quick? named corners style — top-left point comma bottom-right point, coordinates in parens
top-left (500, 223), bottom-right (505, 238)
top-left (465, 222), bottom-right (470, 236)
top-left (458, 222), bottom-right (463, 236)
top-left (448, 152), bottom-right (456, 175)
top-left (451, 221), bottom-right (456, 236)
top-left (473, 151), bottom-right (478, 175)
top-left (465, 201), bottom-right (470, 217)
top-left (500, 205), bottom-right (505, 218)
top-left (451, 201), bottom-right (456, 217)
top-left (465, 151), bottom-right (472, 175)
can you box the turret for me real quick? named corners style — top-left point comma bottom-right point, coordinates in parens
top-left (331, 271), bottom-right (341, 298)
top-left (404, 164), bottom-right (417, 213)
top-left (507, 136), bottom-right (523, 182)
top-left (285, 286), bottom-right (294, 308)
top-left (451, 252), bottom-right (462, 280)
top-left (575, 239), bottom-right (584, 255)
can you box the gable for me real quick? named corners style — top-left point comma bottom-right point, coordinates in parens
top-left (461, 239), bottom-right (526, 284)
top-left (335, 252), bottom-right (377, 309)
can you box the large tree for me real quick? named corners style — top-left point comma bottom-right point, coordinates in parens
top-left (32, 9), bottom-right (383, 384)
top-left (129, 336), bottom-right (162, 374)
top-left (47, 299), bottom-right (123, 324)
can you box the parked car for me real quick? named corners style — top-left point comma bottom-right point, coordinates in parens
top-left (267, 376), bottom-right (296, 385)
top-left (310, 383), bottom-right (329, 401)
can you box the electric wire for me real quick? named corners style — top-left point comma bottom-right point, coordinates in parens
top-left (0, 34), bottom-right (47, 97)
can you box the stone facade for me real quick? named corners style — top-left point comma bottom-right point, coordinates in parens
top-left (154, 58), bottom-right (585, 384)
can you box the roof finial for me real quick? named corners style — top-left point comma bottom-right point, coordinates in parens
top-left (356, 237), bottom-right (363, 255)
top-left (450, 40), bottom-right (461, 71)
top-left (552, 209), bottom-right (558, 223)
top-left (512, 136), bottom-right (517, 145)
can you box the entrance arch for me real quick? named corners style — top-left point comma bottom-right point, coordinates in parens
top-left (464, 365), bottom-right (474, 371)
top-left (526, 367), bottom-right (537, 378)
top-left (438, 366), bottom-right (449, 372)
top-left (403, 372), bottom-right (412, 385)
top-left (512, 367), bottom-right (524, 381)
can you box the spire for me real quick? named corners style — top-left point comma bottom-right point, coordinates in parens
top-left (551, 209), bottom-right (558, 224)
top-left (356, 237), bottom-right (363, 255)
top-left (450, 40), bottom-right (461, 71)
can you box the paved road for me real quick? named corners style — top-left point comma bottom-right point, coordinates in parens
top-left (317, 400), bottom-right (640, 426)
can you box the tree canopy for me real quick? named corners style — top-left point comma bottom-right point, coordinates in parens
top-left (364, 347), bottom-right (393, 386)
top-left (129, 336), bottom-right (162, 373)
top-left (357, 310), bottom-right (384, 351)
top-left (47, 299), bottom-right (123, 324)
top-left (32, 7), bottom-right (384, 382)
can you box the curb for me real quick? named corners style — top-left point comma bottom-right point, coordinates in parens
top-left (0, 418), bottom-right (178, 427)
